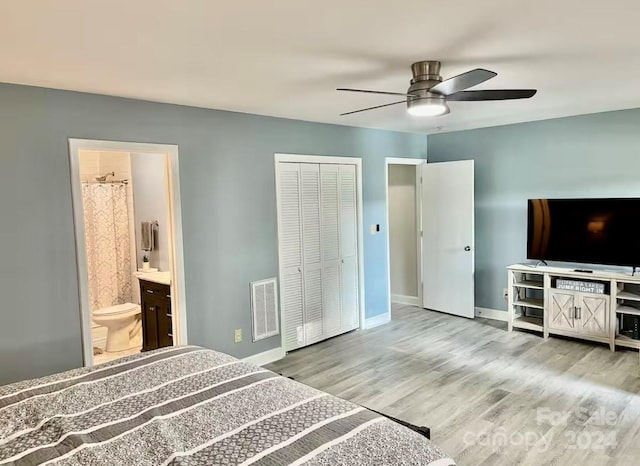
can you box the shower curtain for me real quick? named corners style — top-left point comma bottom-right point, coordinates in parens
top-left (82, 183), bottom-right (133, 311)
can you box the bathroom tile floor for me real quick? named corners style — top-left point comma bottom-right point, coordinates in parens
top-left (94, 345), bottom-right (142, 365)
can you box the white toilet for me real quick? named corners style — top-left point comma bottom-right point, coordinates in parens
top-left (93, 303), bottom-right (142, 353)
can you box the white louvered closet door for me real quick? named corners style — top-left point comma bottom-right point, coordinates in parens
top-left (277, 163), bottom-right (305, 351)
top-left (339, 164), bottom-right (359, 331)
top-left (320, 165), bottom-right (343, 339)
top-left (278, 160), bottom-right (360, 353)
top-left (300, 164), bottom-right (324, 345)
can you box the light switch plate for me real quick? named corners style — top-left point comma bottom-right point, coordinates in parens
top-left (234, 328), bottom-right (242, 343)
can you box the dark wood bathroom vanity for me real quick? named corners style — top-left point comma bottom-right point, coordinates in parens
top-left (139, 278), bottom-right (173, 351)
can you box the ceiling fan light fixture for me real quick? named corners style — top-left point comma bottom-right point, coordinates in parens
top-left (407, 97), bottom-right (449, 117)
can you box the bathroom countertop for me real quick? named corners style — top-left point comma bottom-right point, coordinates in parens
top-left (134, 271), bottom-right (171, 285)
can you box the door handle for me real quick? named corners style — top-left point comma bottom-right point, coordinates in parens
top-left (464, 246), bottom-right (471, 252)
top-left (576, 307), bottom-right (581, 319)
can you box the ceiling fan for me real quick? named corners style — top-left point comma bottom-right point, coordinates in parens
top-left (337, 61), bottom-right (537, 117)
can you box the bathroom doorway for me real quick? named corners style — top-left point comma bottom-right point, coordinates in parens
top-left (69, 139), bottom-right (187, 367)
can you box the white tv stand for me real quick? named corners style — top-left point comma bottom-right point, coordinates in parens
top-left (507, 264), bottom-right (640, 351)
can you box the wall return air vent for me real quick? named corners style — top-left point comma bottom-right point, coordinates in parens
top-left (251, 278), bottom-right (280, 341)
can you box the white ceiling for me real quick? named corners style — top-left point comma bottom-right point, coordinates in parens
top-left (1, 0), bottom-right (639, 134)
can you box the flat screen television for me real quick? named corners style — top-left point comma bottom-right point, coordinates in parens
top-left (527, 198), bottom-right (640, 267)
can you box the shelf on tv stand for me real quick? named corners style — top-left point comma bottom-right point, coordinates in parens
top-left (616, 305), bottom-right (640, 316)
top-left (512, 264), bottom-right (640, 282)
top-left (617, 290), bottom-right (640, 302)
top-left (513, 279), bottom-right (544, 290)
top-left (512, 315), bottom-right (543, 332)
top-left (513, 297), bottom-right (544, 309)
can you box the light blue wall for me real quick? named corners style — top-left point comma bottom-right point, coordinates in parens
top-left (0, 82), bottom-right (426, 384)
top-left (131, 153), bottom-right (171, 272)
top-left (428, 108), bottom-right (640, 312)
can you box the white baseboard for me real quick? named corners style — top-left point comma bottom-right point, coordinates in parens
top-left (243, 347), bottom-right (285, 367)
top-left (364, 312), bottom-right (391, 329)
top-left (391, 294), bottom-right (420, 306)
top-left (475, 307), bottom-right (508, 322)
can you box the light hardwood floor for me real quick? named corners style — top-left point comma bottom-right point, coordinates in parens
top-left (267, 304), bottom-right (640, 466)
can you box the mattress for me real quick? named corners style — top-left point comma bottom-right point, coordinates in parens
top-left (0, 346), bottom-right (455, 465)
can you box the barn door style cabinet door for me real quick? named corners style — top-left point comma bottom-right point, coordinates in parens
top-left (577, 293), bottom-right (609, 337)
top-left (277, 161), bottom-right (360, 353)
top-left (549, 290), bottom-right (578, 332)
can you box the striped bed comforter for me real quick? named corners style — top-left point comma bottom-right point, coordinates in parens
top-left (0, 346), bottom-right (455, 466)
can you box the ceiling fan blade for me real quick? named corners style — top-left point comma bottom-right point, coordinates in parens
top-left (340, 100), bottom-right (406, 116)
top-left (447, 89), bottom-right (537, 101)
top-left (429, 68), bottom-right (497, 95)
top-left (337, 88), bottom-right (417, 97)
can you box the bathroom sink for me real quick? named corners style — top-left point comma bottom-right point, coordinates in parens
top-left (134, 271), bottom-right (171, 285)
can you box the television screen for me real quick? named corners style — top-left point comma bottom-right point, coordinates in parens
top-left (527, 198), bottom-right (640, 267)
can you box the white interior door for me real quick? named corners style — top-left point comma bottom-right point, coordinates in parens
top-left (339, 164), bottom-right (359, 331)
top-left (320, 164), bottom-right (342, 340)
top-left (421, 160), bottom-right (474, 318)
top-left (277, 163), bottom-right (305, 350)
top-left (301, 164), bottom-right (324, 345)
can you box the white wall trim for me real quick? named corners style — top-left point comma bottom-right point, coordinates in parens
top-left (274, 153), bottom-right (365, 353)
top-left (364, 312), bottom-right (391, 329)
top-left (275, 153), bottom-right (362, 166)
top-left (243, 347), bottom-right (286, 367)
top-left (386, 157), bottom-right (427, 165)
top-left (475, 307), bottom-right (508, 321)
top-left (391, 294), bottom-right (420, 306)
top-left (69, 139), bottom-right (188, 367)
top-left (385, 157), bottom-right (427, 322)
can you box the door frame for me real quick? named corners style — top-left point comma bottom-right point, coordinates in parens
top-left (385, 157), bottom-right (426, 317)
top-left (274, 153), bottom-right (365, 353)
top-left (68, 139), bottom-right (188, 367)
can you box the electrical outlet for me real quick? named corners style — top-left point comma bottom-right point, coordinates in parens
top-left (234, 329), bottom-right (242, 343)
top-left (503, 288), bottom-right (509, 300)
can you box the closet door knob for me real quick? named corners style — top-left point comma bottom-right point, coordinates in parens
top-left (464, 246), bottom-right (471, 252)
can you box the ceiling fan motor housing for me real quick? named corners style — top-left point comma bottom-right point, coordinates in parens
top-left (408, 61), bottom-right (443, 95)
top-left (407, 61), bottom-right (448, 114)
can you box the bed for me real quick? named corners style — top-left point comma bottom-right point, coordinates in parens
top-left (0, 346), bottom-right (455, 465)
